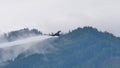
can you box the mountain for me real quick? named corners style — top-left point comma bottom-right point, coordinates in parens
top-left (0, 28), bottom-right (42, 42)
top-left (1, 27), bottom-right (120, 68)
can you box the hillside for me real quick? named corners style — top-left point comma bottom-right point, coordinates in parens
top-left (1, 27), bottom-right (120, 68)
top-left (0, 28), bottom-right (42, 42)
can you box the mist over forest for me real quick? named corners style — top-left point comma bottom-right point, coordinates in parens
top-left (0, 27), bottom-right (119, 68)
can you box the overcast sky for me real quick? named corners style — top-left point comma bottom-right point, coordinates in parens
top-left (0, 0), bottom-right (120, 36)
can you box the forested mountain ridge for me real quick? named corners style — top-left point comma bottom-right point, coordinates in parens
top-left (0, 28), bottom-right (42, 42)
top-left (1, 27), bottom-right (120, 68)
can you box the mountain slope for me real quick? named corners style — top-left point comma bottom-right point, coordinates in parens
top-left (1, 27), bottom-right (120, 68)
top-left (0, 28), bottom-right (42, 43)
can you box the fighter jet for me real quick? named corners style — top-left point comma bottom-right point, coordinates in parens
top-left (50, 31), bottom-right (61, 36)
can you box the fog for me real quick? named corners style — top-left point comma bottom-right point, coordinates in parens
top-left (0, 36), bottom-right (53, 48)
top-left (0, 35), bottom-right (57, 65)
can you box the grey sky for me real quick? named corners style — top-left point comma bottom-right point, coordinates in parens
top-left (0, 0), bottom-right (120, 36)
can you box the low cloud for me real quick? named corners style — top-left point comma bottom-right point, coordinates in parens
top-left (0, 35), bottom-right (57, 66)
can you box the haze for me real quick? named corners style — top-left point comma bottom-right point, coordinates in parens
top-left (0, 0), bottom-right (120, 36)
